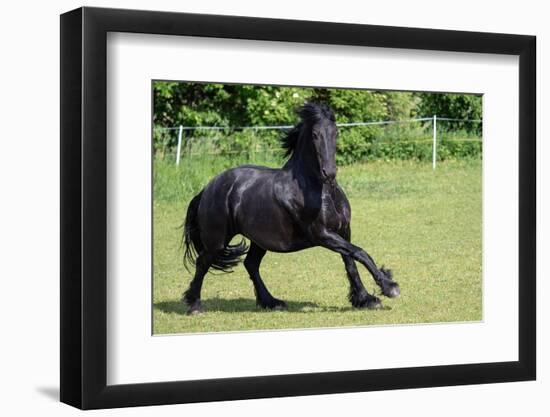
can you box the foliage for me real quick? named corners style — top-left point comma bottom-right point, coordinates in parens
top-left (417, 92), bottom-right (482, 133)
top-left (417, 92), bottom-right (482, 120)
top-left (153, 82), bottom-right (483, 164)
top-left (385, 92), bottom-right (421, 120)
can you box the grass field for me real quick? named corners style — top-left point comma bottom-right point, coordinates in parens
top-left (153, 158), bottom-right (482, 334)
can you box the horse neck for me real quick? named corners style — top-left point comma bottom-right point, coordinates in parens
top-left (283, 148), bottom-right (322, 185)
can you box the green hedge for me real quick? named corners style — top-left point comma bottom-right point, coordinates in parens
top-left (153, 82), bottom-right (482, 164)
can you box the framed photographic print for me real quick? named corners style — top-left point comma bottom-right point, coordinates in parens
top-left (60, 6), bottom-right (536, 410)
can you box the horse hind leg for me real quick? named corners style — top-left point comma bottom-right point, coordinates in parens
top-left (182, 251), bottom-right (214, 315)
top-left (183, 231), bottom-right (247, 315)
top-left (342, 255), bottom-right (382, 309)
top-left (183, 212), bottom-right (234, 315)
top-left (244, 243), bottom-right (287, 310)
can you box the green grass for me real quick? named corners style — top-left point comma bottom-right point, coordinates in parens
top-left (153, 158), bottom-right (482, 334)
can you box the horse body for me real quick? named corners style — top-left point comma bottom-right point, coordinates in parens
top-left (182, 103), bottom-right (400, 314)
top-left (197, 164), bottom-right (350, 254)
top-left (199, 165), bottom-right (308, 253)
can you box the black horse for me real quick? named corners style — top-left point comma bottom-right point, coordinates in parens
top-left (182, 103), bottom-right (400, 315)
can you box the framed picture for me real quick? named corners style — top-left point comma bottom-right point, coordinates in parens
top-left (60, 6), bottom-right (536, 410)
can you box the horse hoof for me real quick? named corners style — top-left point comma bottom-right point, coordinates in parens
top-left (272, 301), bottom-right (287, 311)
top-left (366, 298), bottom-right (383, 310)
top-left (186, 301), bottom-right (203, 315)
top-left (383, 283), bottom-right (401, 298)
top-left (259, 299), bottom-right (287, 310)
top-left (187, 307), bottom-right (203, 316)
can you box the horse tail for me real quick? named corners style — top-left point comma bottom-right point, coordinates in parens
top-left (182, 190), bottom-right (249, 273)
top-left (182, 191), bottom-right (204, 273)
top-left (210, 239), bottom-right (248, 273)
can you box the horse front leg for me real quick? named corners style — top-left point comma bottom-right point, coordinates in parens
top-left (315, 230), bottom-right (400, 299)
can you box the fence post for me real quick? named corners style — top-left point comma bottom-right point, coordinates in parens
top-left (176, 125), bottom-right (183, 166)
top-left (432, 115), bottom-right (437, 170)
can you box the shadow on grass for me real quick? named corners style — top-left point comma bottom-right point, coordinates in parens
top-left (154, 297), bottom-right (373, 315)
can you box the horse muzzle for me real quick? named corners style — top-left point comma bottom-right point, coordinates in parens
top-left (322, 176), bottom-right (337, 187)
top-left (321, 168), bottom-right (337, 185)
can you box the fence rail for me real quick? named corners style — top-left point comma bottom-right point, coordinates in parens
top-left (154, 117), bottom-right (482, 132)
top-left (154, 116), bottom-right (482, 170)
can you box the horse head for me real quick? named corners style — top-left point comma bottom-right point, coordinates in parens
top-left (282, 102), bottom-right (338, 184)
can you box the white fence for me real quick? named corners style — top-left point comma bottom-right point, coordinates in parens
top-left (154, 116), bottom-right (482, 170)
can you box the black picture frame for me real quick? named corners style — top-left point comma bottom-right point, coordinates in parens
top-left (60, 6), bottom-right (536, 410)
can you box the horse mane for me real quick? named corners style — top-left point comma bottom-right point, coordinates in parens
top-left (280, 102), bottom-right (336, 158)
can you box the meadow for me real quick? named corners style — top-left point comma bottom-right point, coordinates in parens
top-left (153, 155), bottom-right (482, 334)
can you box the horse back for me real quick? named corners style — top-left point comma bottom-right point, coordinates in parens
top-left (198, 165), bottom-right (308, 252)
